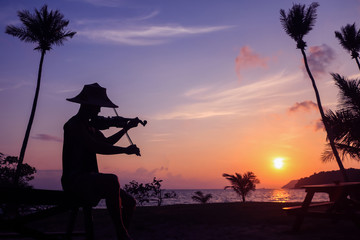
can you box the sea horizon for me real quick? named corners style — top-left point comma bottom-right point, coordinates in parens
top-left (96, 188), bottom-right (329, 208)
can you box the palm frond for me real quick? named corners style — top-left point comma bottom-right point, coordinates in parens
top-left (222, 172), bottom-right (260, 202)
top-left (331, 73), bottom-right (360, 113)
top-left (324, 74), bottom-right (360, 161)
top-left (280, 2), bottom-right (319, 49)
top-left (335, 23), bottom-right (360, 58)
top-left (322, 143), bottom-right (360, 162)
top-left (5, 4), bottom-right (76, 52)
top-left (325, 109), bottom-right (353, 142)
top-left (191, 191), bottom-right (212, 204)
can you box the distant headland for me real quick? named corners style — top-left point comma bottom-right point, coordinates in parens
top-left (282, 168), bottom-right (360, 189)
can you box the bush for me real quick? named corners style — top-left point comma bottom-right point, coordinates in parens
top-left (124, 177), bottom-right (176, 206)
top-left (0, 152), bottom-right (36, 188)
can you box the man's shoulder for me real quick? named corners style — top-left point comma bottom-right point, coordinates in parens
top-left (64, 115), bottom-right (82, 129)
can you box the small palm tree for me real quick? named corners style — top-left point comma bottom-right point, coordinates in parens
top-left (323, 73), bottom-right (360, 161)
top-left (335, 23), bottom-right (360, 71)
top-left (280, 3), bottom-right (349, 181)
top-left (191, 191), bottom-right (213, 204)
top-left (223, 172), bottom-right (260, 202)
top-left (5, 5), bottom-right (76, 185)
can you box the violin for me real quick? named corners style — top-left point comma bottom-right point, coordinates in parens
top-left (90, 116), bottom-right (147, 130)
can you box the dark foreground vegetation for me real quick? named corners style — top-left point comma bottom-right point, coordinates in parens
top-left (1, 202), bottom-right (358, 240)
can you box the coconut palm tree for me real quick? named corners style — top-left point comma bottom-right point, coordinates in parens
top-left (335, 23), bottom-right (360, 71)
top-left (280, 3), bottom-right (349, 181)
top-left (5, 5), bottom-right (76, 185)
top-left (223, 172), bottom-right (260, 202)
top-left (323, 73), bottom-right (360, 162)
top-left (191, 191), bottom-right (213, 204)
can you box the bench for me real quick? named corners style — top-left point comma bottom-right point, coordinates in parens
top-left (283, 201), bottom-right (360, 232)
top-left (0, 186), bottom-right (95, 240)
top-left (283, 183), bottom-right (360, 231)
top-left (283, 202), bottom-right (335, 216)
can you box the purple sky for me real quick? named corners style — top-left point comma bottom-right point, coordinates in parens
top-left (1, 0), bottom-right (360, 189)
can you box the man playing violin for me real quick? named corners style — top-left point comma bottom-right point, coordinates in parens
top-left (62, 83), bottom-right (140, 240)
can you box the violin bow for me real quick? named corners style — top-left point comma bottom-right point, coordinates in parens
top-left (113, 108), bottom-right (134, 145)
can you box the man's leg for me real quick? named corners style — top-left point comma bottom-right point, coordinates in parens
top-left (94, 173), bottom-right (130, 240)
top-left (120, 189), bottom-right (136, 229)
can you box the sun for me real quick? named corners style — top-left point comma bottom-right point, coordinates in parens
top-left (273, 157), bottom-right (284, 169)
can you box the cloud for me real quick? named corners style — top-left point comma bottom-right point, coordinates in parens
top-left (313, 119), bottom-right (324, 132)
top-left (105, 167), bottom-right (171, 185)
top-left (78, 0), bottom-right (124, 7)
top-left (118, 167), bottom-right (222, 189)
top-left (32, 134), bottom-right (62, 142)
top-left (288, 100), bottom-right (317, 113)
top-left (154, 71), bottom-right (306, 120)
top-left (235, 46), bottom-right (271, 81)
top-left (183, 87), bottom-right (212, 97)
top-left (77, 24), bottom-right (233, 46)
top-left (32, 168), bottom-right (223, 189)
top-left (287, 101), bottom-right (325, 131)
top-left (0, 81), bottom-right (32, 92)
top-left (132, 10), bottom-right (160, 21)
top-left (134, 166), bottom-right (168, 177)
top-left (306, 44), bottom-right (335, 77)
top-left (148, 133), bottom-right (172, 142)
top-left (75, 10), bottom-right (159, 26)
top-left (348, 73), bottom-right (360, 79)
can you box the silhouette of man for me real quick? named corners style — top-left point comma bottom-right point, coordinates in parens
top-left (62, 83), bottom-right (140, 240)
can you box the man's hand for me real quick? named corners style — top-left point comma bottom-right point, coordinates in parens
top-left (127, 117), bottom-right (140, 129)
top-left (127, 144), bottom-right (141, 156)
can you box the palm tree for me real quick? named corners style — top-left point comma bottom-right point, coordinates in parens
top-left (5, 5), bottom-right (76, 185)
top-left (280, 3), bottom-right (349, 182)
top-left (191, 191), bottom-right (213, 204)
top-left (323, 73), bottom-right (360, 162)
top-left (335, 23), bottom-right (360, 71)
top-left (223, 172), bottom-right (260, 202)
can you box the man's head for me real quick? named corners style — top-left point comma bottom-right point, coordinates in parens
top-left (79, 104), bottom-right (101, 119)
top-left (67, 83), bottom-right (118, 108)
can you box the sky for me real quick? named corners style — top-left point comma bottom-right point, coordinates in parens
top-left (1, 0), bottom-right (360, 189)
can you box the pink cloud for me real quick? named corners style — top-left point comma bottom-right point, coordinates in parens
top-left (287, 101), bottom-right (325, 131)
top-left (288, 100), bottom-right (318, 113)
top-left (32, 134), bottom-right (62, 142)
top-left (235, 46), bottom-right (270, 81)
top-left (305, 44), bottom-right (335, 77)
top-left (313, 118), bottom-right (324, 132)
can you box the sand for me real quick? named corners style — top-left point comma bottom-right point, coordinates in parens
top-left (1, 202), bottom-right (359, 239)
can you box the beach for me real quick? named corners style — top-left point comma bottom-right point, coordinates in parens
top-left (5, 202), bottom-right (359, 240)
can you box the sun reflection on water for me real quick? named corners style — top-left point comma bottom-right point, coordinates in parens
top-left (269, 189), bottom-right (290, 203)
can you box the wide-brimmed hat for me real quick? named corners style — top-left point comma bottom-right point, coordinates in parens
top-left (67, 83), bottom-right (118, 108)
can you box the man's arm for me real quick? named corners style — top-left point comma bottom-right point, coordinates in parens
top-left (75, 122), bottom-right (140, 156)
top-left (106, 118), bottom-right (140, 145)
top-left (106, 126), bottom-right (130, 145)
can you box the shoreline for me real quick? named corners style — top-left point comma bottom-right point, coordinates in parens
top-left (95, 188), bottom-right (327, 208)
top-left (2, 202), bottom-right (359, 239)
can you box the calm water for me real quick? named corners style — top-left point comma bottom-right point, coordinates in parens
top-left (96, 188), bottom-right (329, 208)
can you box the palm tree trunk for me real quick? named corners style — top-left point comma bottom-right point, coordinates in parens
top-left (13, 50), bottom-right (46, 185)
top-left (301, 48), bottom-right (349, 182)
top-left (355, 57), bottom-right (360, 72)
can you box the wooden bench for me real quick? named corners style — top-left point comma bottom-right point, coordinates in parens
top-left (0, 186), bottom-right (95, 240)
top-left (284, 201), bottom-right (360, 232)
top-left (283, 183), bottom-right (360, 231)
top-left (283, 202), bottom-right (335, 216)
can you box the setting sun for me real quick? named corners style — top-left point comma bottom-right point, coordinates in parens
top-left (273, 158), bottom-right (284, 169)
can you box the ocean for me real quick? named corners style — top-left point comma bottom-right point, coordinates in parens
top-left (96, 188), bottom-right (329, 208)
